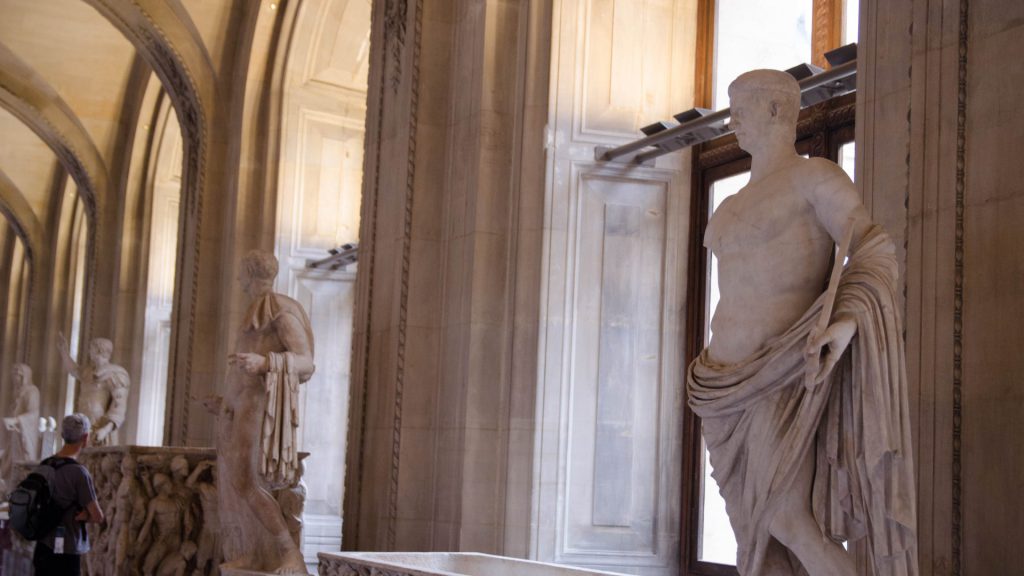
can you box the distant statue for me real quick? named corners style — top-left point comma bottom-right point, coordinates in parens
top-left (212, 249), bottom-right (314, 574)
top-left (687, 70), bottom-right (917, 576)
top-left (57, 335), bottom-right (130, 445)
top-left (1, 363), bottom-right (40, 491)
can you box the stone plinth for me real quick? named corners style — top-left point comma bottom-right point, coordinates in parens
top-left (317, 552), bottom-right (630, 576)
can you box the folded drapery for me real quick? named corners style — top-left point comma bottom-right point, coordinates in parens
top-left (261, 351), bottom-right (301, 489)
top-left (688, 225), bottom-right (917, 576)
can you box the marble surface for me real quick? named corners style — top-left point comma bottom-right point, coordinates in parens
top-left (317, 552), bottom-right (631, 576)
top-left (688, 70), bottom-right (917, 576)
top-left (216, 250), bottom-right (315, 575)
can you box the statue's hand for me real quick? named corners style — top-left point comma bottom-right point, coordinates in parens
top-left (804, 316), bottom-right (856, 385)
top-left (201, 394), bottom-right (223, 415)
top-left (94, 422), bottom-right (114, 443)
top-left (229, 352), bottom-right (268, 375)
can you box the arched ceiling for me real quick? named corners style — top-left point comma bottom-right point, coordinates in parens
top-left (0, 106), bottom-right (61, 223)
top-left (0, 0), bottom-right (138, 161)
top-left (0, 0), bottom-right (141, 235)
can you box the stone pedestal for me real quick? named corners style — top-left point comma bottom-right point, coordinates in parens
top-left (5, 446), bottom-right (310, 575)
top-left (317, 552), bottom-right (631, 576)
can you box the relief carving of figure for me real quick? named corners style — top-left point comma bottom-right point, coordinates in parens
top-left (186, 459), bottom-right (220, 576)
top-left (686, 70), bottom-right (917, 576)
top-left (57, 335), bottom-right (130, 446)
top-left (114, 454), bottom-right (150, 573)
top-left (214, 250), bottom-right (314, 574)
top-left (137, 472), bottom-right (186, 575)
top-left (1, 363), bottom-right (40, 492)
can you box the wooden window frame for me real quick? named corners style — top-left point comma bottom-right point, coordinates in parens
top-left (695, 0), bottom-right (847, 108)
top-left (681, 93), bottom-right (857, 576)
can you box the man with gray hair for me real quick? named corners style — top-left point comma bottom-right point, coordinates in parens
top-left (32, 413), bottom-right (105, 575)
top-left (57, 335), bottom-right (130, 445)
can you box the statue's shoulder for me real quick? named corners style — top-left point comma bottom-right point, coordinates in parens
top-left (269, 293), bottom-right (311, 326)
top-left (796, 156), bottom-right (849, 185)
top-left (97, 364), bottom-right (131, 387)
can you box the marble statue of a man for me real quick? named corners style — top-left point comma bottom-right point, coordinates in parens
top-left (58, 335), bottom-right (130, 445)
top-left (687, 70), bottom-right (917, 576)
top-left (214, 249), bottom-right (314, 575)
top-left (1, 363), bottom-right (40, 491)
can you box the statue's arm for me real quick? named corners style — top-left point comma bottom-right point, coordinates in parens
top-left (805, 159), bottom-right (873, 248)
top-left (276, 313), bottom-right (315, 382)
top-left (185, 460), bottom-right (210, 488)
top-left (104, 378), bottom-right (130, 429)
top-left (802, 159), bottom-right (871, 384)
top-left (56, 332), bottom-right (82, 380)
top-left (24, 386), bottom-right (39, 416)
top-left (136, 503), bottom-right (155, 544)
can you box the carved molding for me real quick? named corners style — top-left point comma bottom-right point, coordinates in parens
top-left (81, 0), bottom-right (216, 445)
top-left (952, 0), bottom-right (969, 574)
top-left (383, 0), bottom-right (409, 93)
top-left (386, 0), bottom-right (423, 550)
top-left (0, 169), bottom-right (42, 267)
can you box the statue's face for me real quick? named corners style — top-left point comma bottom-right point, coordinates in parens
top-left (729, 90), bottom-right (770, 154)
top-left (89, 342), bottom-right (111, 366)
top-left (238, 266), bottom-right (258, 299)
top-left (12, 366), bottom-right (26, 388)
top-left (171, 457), bottom-right (189, 479)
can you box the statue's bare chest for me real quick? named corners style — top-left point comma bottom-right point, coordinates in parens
top-left (705, 180), bottom-right (819, 255)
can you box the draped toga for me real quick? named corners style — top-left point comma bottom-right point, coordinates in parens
top-left (687, 226), bottom-right (917, 576)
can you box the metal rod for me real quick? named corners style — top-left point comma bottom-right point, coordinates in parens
top-left (599, 109), bottom-right (730, 161)
top-left (600, 59), bottom-right (857, 164)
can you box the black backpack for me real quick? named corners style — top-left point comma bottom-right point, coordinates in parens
top-left (8, 457), bottom-right (79, 541)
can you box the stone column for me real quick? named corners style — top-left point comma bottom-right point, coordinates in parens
top-left (344, 0), bottom-right (549, 556)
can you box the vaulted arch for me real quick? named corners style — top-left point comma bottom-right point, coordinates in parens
top-left (0, 39), bottom-right (108, 354)
top-left (0, 168), bottom-right (44, 264)
top-left (80, 0), bottom-right (219, 443)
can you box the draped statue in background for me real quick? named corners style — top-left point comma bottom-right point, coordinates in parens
top-left (687, 70), bottom-right (917, 576)
top-left (210, 249), bottom-right (315, 575)
top-left (1, 363), bottom-right (40, 493)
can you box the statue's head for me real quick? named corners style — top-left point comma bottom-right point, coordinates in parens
top-left (170, 455), bottom-right (190, 479)
top-left (153, 472), bottom-right (172, 495)
top-left (101, 454), bottom-right (120, 477)
top-left (239, 250), bottom-right (279, 299)
top-left (88, 338), bottom-right (114, 367)
top-left (727, 69), bottom-right (800, 155)
top-left (121, 454), bottom-right (137, 475)
top-left (12, 363), bottom-right (31, 389)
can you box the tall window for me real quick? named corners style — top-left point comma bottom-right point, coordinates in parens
top-left (684, 2), bottom-right (859, 575)
top-left (696, 0), bottom-right (859, 109)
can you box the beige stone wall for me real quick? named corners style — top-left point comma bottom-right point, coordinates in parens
top-left (861, 0), bottom-right (1024, 573)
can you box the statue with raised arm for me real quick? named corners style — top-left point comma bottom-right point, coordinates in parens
top-left (215, 249), bottom-right (314, 574)
top-left (1, 364), bottom-right (40, 492)
top-left (57, 335), bottom-right (130, 446)
top-left (686, 70), bottom-right (917, 576)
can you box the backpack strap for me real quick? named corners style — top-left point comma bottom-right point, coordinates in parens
top-left (40, 456), bottom-right (84, 471)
